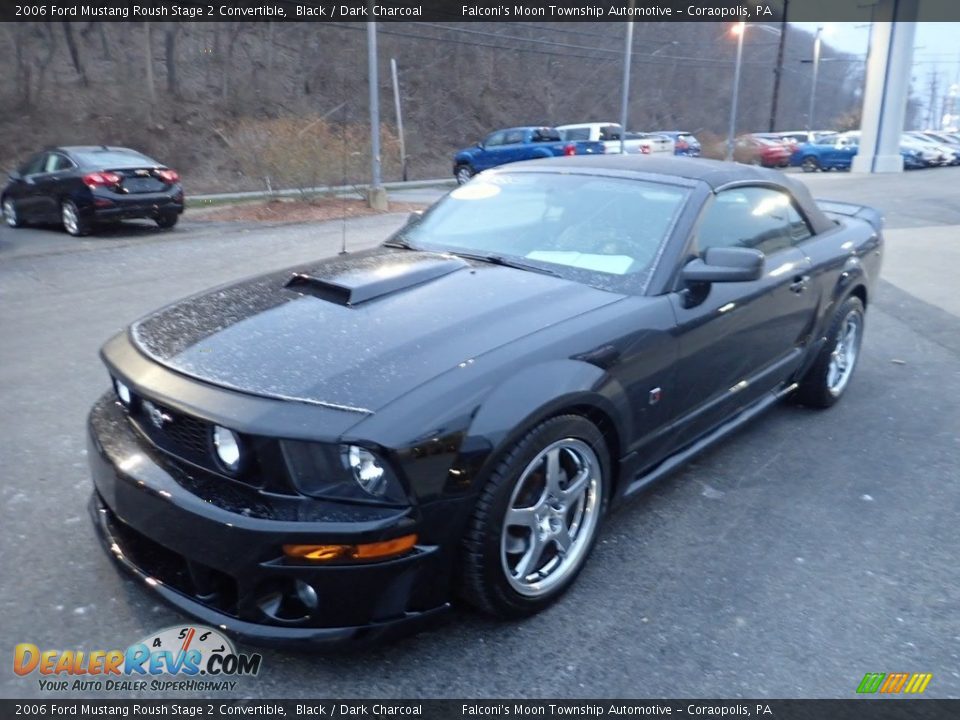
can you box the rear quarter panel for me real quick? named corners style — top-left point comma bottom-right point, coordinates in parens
top-left (796, 211), bottom-right (883, 364)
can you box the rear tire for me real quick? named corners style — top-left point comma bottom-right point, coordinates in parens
top-left (795, 296), bottom-right (865, 408)
top-left (61, 199), bottom-right (90, 237)
top-left (155, 213), bottom-right (179, 230)
top-left (459, 415), bottom-right (610, 619)
top-left (2, 197), bottom-right (22, 228)
top-left (455, 164), bottom-right (474, 185)
top-left (801, 156), bottom-right (820, 173)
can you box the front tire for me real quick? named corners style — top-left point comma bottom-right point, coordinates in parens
top-left (2, 197), bottom-right (22, 228)
top-left (455, 164), bottom-right (474, 185)
top-left (795, 296), bottom-right (865, 408)
top-left (61, 199), bottom-right (90, 237)
top-left (801, 156), bottom-right (820, 173)
top-left (460, 415), bottom-right (610, 619)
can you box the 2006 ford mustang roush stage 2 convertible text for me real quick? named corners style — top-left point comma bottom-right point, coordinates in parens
top-left (87, 156), bottom-right (882, 646)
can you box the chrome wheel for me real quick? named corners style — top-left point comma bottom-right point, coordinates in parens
top-left (455, 166), bottom-right (473, 185)
top-left (62, 201), bottom-right (80, 236)
top-left (500, 438), bottom-right (602, 598)
top-left (3, 198), bottom-right (17, 227)
top-left (802, 157), bottom-right (820, 173)
top-left (827, 310), bottom-right (861, 396)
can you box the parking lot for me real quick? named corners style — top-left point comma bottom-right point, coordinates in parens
top-left (2, 169), bottom-right (959, 699)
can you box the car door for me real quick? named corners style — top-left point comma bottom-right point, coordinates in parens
top-left (32, 152), bottom-right (75, 220)
top-left (500, 129), bottom-right (528, 164)
top-left (9, 153), bottom-right (47, 220)
top-left (474, 131), bottom-right (507, 171)
top-left (664, 186), bottom-right (820, 449)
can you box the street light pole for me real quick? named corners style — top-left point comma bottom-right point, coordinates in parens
top-left (618, 4), bottom-right (635, 156)
top-left (366, 21), bottom-right (386, 210)
top-left (726, 22), bottom-right (745, 161)
top-left (807, 26), bottom-right (823, 131)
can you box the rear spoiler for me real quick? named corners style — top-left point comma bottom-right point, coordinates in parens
top-left (816, 199), bottom-right (883, 232)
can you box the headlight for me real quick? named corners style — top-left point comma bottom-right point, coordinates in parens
top-left (343, 445), bottom-right (388, 496)
top-left (281, 441), bottom-right (407, 505)
top-left (212, 425), bottom-right (242, 473)
top-left (113, 378), bottom-right (132, 406)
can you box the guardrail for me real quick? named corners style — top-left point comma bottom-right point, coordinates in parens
top-left (188, 179), bottom-right (455, 205)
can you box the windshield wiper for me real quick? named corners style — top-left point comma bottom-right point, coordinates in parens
top-left (447, 251), bottom-right (561, 277)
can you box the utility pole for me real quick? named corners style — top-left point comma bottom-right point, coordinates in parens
top-left (768, 0), bottom-right (788, 132)
top-left (367, 21), bottom-right (387, 210)
top-left (390, 58), bottom-right (407, 182)
top-left (926, 71), bottom-right (939, 129)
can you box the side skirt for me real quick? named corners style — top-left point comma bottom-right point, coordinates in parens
top-left (618, 382), bottom-right (798, 501)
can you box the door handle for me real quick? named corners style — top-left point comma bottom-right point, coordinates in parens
top-left (790, 275), bottom-right (810, 293)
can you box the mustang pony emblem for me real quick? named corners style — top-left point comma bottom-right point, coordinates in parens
top-left (142, 401), bottom-right (171, 429)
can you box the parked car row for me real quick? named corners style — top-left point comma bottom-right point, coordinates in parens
top-left (453, 123), bottom-right (702, 183)
top-left (2, 146), bottom-right (184, 236)
top-left (750, 129), bottom-right (960, 173)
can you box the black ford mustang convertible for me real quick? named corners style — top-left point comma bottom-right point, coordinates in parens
top-left (87, 156), bottom-right (882, 646)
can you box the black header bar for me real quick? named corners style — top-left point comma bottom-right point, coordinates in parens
top-left (1, 699), bottom-right (958, 719)
top-left (3, 0), bottom-right (960, 23)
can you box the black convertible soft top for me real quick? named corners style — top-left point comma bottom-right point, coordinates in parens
top-left (512, 155), bottom-right (835, 235)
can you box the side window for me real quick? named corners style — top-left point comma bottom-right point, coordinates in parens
top-left (484, 131), bottom-right (506, 148)
top-left (19, 153), bottom-right (45, 175)
top-left (697, 187), bottom-right (812, 256)
top-left (44, 153), bottom-right (72, 173)
top-left (599, 125), bottom-right (621, 141)
top-left (53, 154), bottom-right (74, 171)
top-left (561, 128), bottom-right (590, 141)
top-left (503, 130), bottom-right (524, 145)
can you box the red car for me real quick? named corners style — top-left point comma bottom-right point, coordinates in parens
top-left (733, 134), bottom-right (791, 168)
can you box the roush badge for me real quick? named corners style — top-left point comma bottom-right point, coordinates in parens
top-left (13, 625), bottom-right (263, 693)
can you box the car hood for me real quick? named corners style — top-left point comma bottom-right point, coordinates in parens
top-left (130, 247), bottom-right (623, 413)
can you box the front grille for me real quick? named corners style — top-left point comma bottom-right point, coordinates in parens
top-left (120, 388), bottom-right (292, 494)
top-left (159, 411), bottom-right (210, 457)
top-left (134, 399), bottom-right (215, 470)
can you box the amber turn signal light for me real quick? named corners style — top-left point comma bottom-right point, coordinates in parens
top-left (283, 533), bottom-right (418, 562)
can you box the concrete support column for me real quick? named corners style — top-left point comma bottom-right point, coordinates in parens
top-left (851, 0), bottom-right (918, 174)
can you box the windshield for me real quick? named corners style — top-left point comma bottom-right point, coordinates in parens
top-left (394, 172), bottom-right (688, 289)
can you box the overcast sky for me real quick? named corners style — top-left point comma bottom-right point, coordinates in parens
top-left (792, 22), bottom-right (960, 127)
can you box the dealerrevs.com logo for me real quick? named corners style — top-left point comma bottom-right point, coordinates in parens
top-left (14, 625), bottom-right (262, 693)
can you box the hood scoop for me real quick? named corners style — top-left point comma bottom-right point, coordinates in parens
top-left (285, 253), bottom-right (468, 306)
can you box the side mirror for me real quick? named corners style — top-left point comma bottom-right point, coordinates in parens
top-left (405, 210), bottom-right (423, 226)
top-left (682, 247), bottom-right (764, 284)
top-left (476, 142), bottom-right (484, 150)
top-left (8, 171), bottom-right (21, 181)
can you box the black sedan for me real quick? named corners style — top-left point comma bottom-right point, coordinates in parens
top-left (2, 146), bottom-right (183, 236)
top-left (87, 156), bottom-right (882, 646)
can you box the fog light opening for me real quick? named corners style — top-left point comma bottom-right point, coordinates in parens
top-left (113, 378), bottom-right (132, 406)
top-left (212, 425), bottom-right (242, 473)
top-left (256, 579), bottom-right (319, 622)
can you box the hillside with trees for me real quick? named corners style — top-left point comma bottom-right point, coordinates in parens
top-left (0, 21), bottom-right (896, 192)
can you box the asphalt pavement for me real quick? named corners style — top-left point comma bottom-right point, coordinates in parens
top-left (1, 168), bottom-right (959, 700)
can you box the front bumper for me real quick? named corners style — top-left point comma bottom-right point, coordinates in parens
top-left (87, 396), bottom-right (451, 647)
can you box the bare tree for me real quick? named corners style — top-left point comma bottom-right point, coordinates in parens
top-left (61, 22), bottom-right (89, 87)
top-left (144, 22), bottom-right (156, 120)
top-left (164, 23), bottom-right (179, 96)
